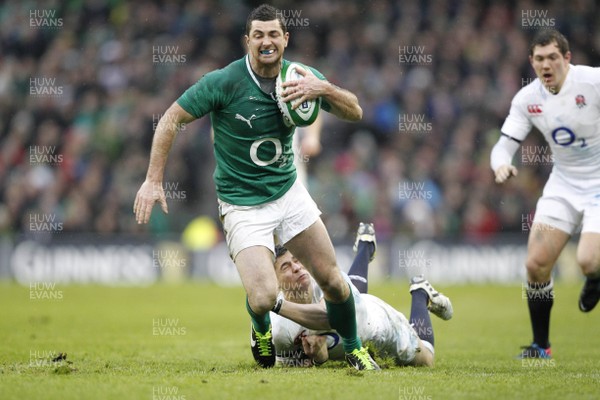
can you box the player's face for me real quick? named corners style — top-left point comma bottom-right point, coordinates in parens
top-left (274, 252), bottom-right (311, 291)
top-left (246, 20), bottom-right (288, 67)
top-left (529, 42), bottom-right (571, 94)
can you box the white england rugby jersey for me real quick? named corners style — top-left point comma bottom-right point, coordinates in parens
top-left (501, 65), bottom-right (600, 185)
top-left (270, 273), bottom-right (420, 366)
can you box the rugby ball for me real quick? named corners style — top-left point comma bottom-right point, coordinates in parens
top-left (275, 62), bottom-right (321, 127)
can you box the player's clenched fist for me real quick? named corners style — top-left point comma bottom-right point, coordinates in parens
top-left (494, 165), bottom-right (518, 184)
top-left (133, 180), bottom-right (168, 224)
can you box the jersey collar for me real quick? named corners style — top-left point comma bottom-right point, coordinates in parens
top-left (559, 64), bottom-right (574, 93)
top-left (245, 55), bottom-right (262, 89)
top-left (245, 55), bottom-right (278, 100)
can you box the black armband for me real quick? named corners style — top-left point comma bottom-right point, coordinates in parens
top-left (501, 132), bottom-right (522, 144)
top-left (271, 297), bottom-right (284, 314)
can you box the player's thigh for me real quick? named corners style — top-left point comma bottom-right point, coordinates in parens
top-left (218, 199), bottom-right (279, 260)
top-left (526, 223), bottom-right (571, 270)
top-left (528, 192), bottom-right (578, 270)
top-left (285, 218), bottom-right (336, 269)
top-left (285, 219), bottom-right (347, 300)
top-left (577, 233), bottom-right (600, 275)
top-left (276, 179), bottom-right (322, 245)
top-left (235, 245), bottom-right (278, 311)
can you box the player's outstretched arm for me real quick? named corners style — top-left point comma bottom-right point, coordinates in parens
top-left (280, 67), bottom-right (362, 121)
top-left (134, 102), bottom-right (196, 224)
top-left (277, 300), bottom-right (331, 330)
top-left (319, 82), bottom-right (362, 121)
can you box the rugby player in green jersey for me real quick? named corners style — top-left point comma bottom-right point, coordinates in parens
top-left (133, 4), bottom-right (378, 370)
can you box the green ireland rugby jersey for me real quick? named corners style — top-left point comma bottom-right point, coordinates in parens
top-left (177, 56), bottom-right (330, 206)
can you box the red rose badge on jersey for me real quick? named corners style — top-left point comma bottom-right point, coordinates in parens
top-left (575, 94), bottom-right (586, 109)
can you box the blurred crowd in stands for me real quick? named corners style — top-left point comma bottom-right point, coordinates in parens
top-left (1, 0), bottom-right (599, 244)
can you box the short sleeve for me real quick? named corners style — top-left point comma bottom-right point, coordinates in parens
top-left (176, 71), bottom-right (225, 119)
top-left (500, 90), bottom-right (533, 141)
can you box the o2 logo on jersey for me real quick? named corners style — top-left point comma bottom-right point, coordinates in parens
top-left (249, 137), bottom-right (294, 168)
top-left (551, 127), bottom-right (587, 148)
top-left (249, 137), bottom-right (282, 166)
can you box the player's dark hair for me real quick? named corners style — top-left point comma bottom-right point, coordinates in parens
top-left (246, 4), bottom-right (287, 35)
top-left (529, 29), bottom-right (570, 56)
top-left (274, 244), bottom-right (288, 259)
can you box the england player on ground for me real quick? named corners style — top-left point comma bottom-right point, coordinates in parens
top-left (491, 29), bottom-right (600, 359)
top-left (270, 223), bottom-right (453, 367)
top-left (133, 4), bottom-right (378, 370)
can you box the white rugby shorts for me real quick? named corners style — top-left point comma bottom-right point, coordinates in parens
top-left (533, 171), bottom-right (600, 235)
top-left (218, 178), bottom-right (322, 260)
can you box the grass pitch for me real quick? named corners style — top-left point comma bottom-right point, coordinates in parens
top-left (0, 281), bottom-right (599, 399)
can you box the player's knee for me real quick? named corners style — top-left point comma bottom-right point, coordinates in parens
top-left (316, 270), bottom-right (348, 302)
top-left (525, 257), bottom-right (553, 281)
top-left (577, 252), bottom-right (600, 276)
top-left (248, 291), bottom-right (277, 315)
